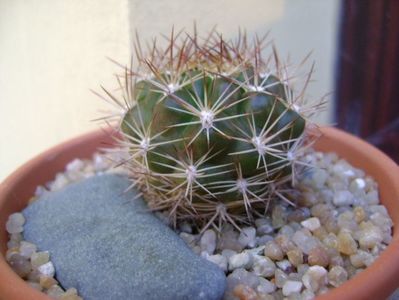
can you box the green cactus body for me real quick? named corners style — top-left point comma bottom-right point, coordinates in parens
top-left (109, 30), bottom-right (320, 229)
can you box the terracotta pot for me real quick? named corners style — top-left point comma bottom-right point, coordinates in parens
top-left (0, 127), bottom-right (398, 300)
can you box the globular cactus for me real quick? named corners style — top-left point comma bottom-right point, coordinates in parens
top-left (104, 29), bottom-right (322, 230)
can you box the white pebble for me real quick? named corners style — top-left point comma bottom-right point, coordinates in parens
top-left (8, 213), bottom-right (26, 226)
top-left (302, 266), bottom-right (327, 292)
top-left (252, 255), bottom-right (276, 277)
top-left (238, 227), bottom-right (256, 248)
top-left (66, 158), bottom-right (85, 172)
top-left (282, 280), bottom-right (303, 296)
top-left (255, 218), bottom-right (274, 235)
top-left (351, 178), bottom-right (366, 190)
top-left (365, 190), bottom-right (379, 205)
top-left (34, 186), bottom-right (48, 197)
top-left (37, 261), bottom-right (55, 277)
top-left (48, 173), bottom-right (69, 191)
top-left (359, 225), bottom-right (383, 249)
top-left (200, 230), bottom-right (217, 254)
top-left (6, 219), bottom-right (24, 234)
top-left (19, 241), bottom-right (37, 258)
top-left (309, 168), bottom-right (329, 188)
top-left (276, 260), bottom-right (292, 272)
top-left (333, 190), bottom-right (354, 206)
top-left (301, 217), bottom-right (321, 232)
top-left (292, 230), bottom-right (319, 254)
top-left (257, 277), bottom-right (276, 294)
top-left (228, 252), bottom-right (253, 271)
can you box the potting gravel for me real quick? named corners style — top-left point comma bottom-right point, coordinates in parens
top-left (4, 150), bottom-right (394, 300)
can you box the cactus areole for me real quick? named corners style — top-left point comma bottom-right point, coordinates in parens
top-left (108, 29), bottom-right (321, 230)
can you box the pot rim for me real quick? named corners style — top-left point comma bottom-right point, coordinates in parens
top-left (0, 126), bottom-right (398, 300)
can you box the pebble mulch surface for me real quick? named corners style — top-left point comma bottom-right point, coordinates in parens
top-left (4, 151), bottom-right (393, 300)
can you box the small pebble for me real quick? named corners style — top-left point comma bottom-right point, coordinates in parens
top-left (255, 218), bottom-right (274, 235)
top-left (238, 227), bottom-right (257, 248)
top-left (307, 246), bottom-right (329, 267)
top-left (31, 251), bottom-right (50, 269)
top-left (47, 285), bottom-right (65, 298)
top-left (358, 224), bottom-right (383, 249)
top-left (276, 260), bottom-right (292, 272)
top-left (233, 284), bottom-right (257, 300)
top-left (353, 206), bottom-right (366, 223)
top-left (275, 269), bottom-right (288, 288)
top-left (40, 275), bottom-right (58, 289)
top-left (302, 266), bottom-right (327, 293)
top-left (257, 277), bottom-right (276, 294)
top-left (292, 230), bottom-right (319, 254)
top-left (287, 248), bottom-right (303, 267)
top-left (8, 254), bottom-right (31, 278)
top-left (337, 230), bottom-right (358, 255)
top-left (264, 241), bottom-right (284, 261)
top-left (252, 255), bottom-right (276, 278)
top-left (275, 234), bottom-right (296, 253)
top-left (301, 217), bottom-right (321, 232)
top-left (19, 241), bottom-right (37, 258)
top-left (282, 280), bottom-right (303, 296)
top-left (333, 191), bottom-right (354, 206)
top-left (349, 250), bottom-right (374, 268)
top-left (228, 252), bottom-right (253, 271)
top-left (200, 230), bottom-right (217, 254)
top-left (328, 266), bottom-right (348, 287)
top-left (37, 261), bottom-right (55, 277)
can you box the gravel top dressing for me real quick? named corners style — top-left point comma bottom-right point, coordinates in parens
top-left (4, 150), bottom-right (393, 300)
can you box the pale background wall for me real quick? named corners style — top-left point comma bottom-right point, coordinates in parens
top-left (0, 0), bottom-right (340, 181)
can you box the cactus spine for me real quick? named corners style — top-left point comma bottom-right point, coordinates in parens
top-left (104, 29), bottom-right (322, 230)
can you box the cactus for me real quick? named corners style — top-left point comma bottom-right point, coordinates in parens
top-left (104, 29), bottom-right (323, 231)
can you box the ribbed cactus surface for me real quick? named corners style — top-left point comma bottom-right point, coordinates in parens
top-left (105, 29), bottom-right (321, 229)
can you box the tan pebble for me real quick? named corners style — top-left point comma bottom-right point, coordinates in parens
top-left (337, 231), bottom-right (358, 255)
top-left (31, 251), bottom-right (50, 269)
top-left (64, 288), bottom-right (78, 295)
top-left (324, 217), bottom-right (340, 234)
top-left (323, 233), bottom-right (338, 249)
top-left (287, 248), bottom-right (303, 267)
top-left (358, 225), bottom-right (383, 249)
top-left (275, 235), bottom-right (296, 253)
top-left (312, 226), bottom-right (328, 240)
top-left (353, 206), bottom-right (367, 223)
top-left (308, 246), bottom-right (330, 267)
top-left (47, 284), bottom-right (65, 298)
top-left (39, 276), bottom-right (58, 289)
top-left (60, 294), bottom-right (83, 300)
top-left (233, 284), bottom-right (258, 300)
top-left (264, 241), bottom-right (284, 261)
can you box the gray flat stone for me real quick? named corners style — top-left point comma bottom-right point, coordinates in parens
top-left (23, 174), bottom-right (226, 300)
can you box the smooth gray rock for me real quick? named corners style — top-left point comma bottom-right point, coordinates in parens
top-left (23, 174), bottom-right (226, 300)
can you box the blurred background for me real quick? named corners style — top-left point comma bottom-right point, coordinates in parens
top-left (0, 0), bottom-right (397, 181)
